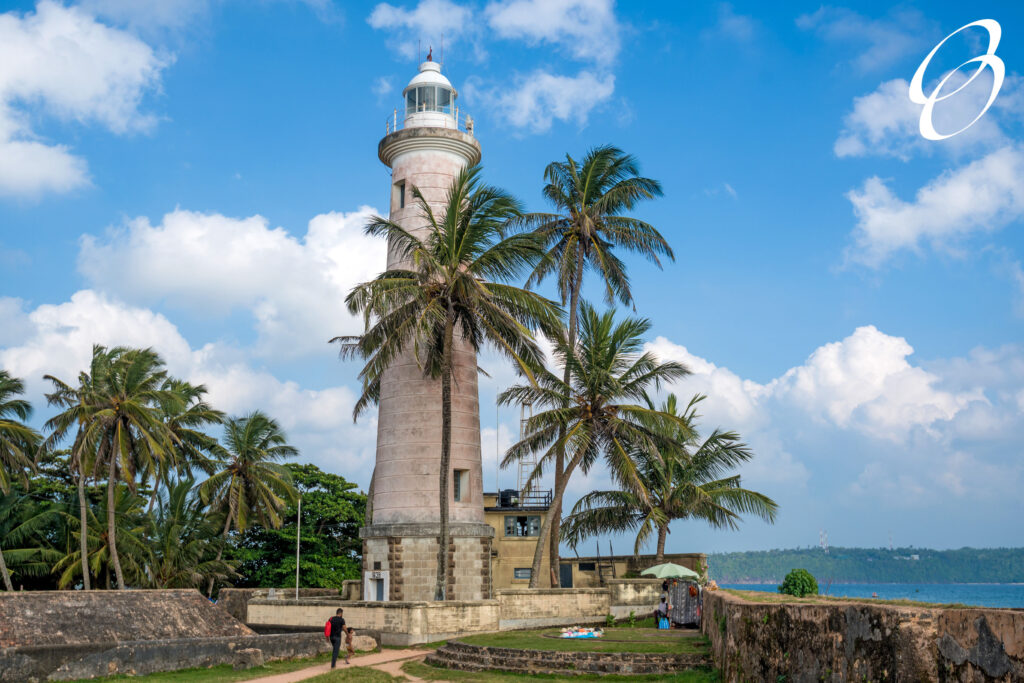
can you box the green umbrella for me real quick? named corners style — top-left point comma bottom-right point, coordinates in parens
top-left (640, 562), bottom-right (700, 580)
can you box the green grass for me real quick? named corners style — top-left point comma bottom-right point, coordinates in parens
top-left (403, 660), bottom-right (720, 682)
top-left (723, 588), bottom-right (974, 609)
top-left (63, 654), bottom-right (332, 683)
top-left (456, 628), bottom-right (709, 655)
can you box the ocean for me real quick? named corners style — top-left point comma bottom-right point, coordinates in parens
top-left (721, 583), bottom-right (1024, 608)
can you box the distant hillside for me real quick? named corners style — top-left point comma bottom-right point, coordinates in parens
top-left (708, 547), bottom-right (1024, 584)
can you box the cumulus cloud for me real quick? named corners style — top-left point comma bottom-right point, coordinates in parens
top-left (835, 75), bottom-right (1021, 161)
top-left (468, 70), bottom-right (614, 134)
top-left (0, 1), bottom-right (169, 197)
top-left (844, 145), bottom-right (1024, 267)
top-left (701, 3), bottom-right (755, 42)
top-left (0, 290), bottom-right (377, 483)
top-left (368, 0), bottom-right (473, 60)
top-left (485, 0), bottom-right (621, 65)
top-left (77, 207), bottom-right (387, 358)
top-left (796, 6), bottom-right (936, 73)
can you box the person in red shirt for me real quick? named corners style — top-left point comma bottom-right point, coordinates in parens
top-left (325, 608), bottom-right (346, 668)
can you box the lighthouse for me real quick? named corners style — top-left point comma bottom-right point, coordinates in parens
top-left (359, 56), bottom-right (493, 602)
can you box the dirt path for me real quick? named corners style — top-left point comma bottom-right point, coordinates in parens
top-left (244, 649), bottom-right (430, 683)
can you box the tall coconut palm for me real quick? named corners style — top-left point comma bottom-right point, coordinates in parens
top-left (562, 394), bottom-right (778, 563)
top-left (500, 304), bottom-right (690, 587)
top-left (46, 346), bottom-right (178, 589)
top-left (145, 379), bottom-right (223, 513)
top-left (0, 371), bottom-right (43, 590)
top-left (515, 145), bottom-right (672, 584)
top-left (199, 411), bottom-right (297, 597)
top-left (338, 165), bottom-right (562, 600)
top-left (44, 345), bottom-right (123, 590)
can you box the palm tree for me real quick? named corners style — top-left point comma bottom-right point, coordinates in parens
top-left (514, 145), bottom-right (672, 584)
top-left (145, 379), bottom-right (223, 513)
top-left (500, 304), bottom-right (690, 587)
top-left (54, 487), bottom-right (151, 589)
top-left (44, 345), bottom-right (122, 591)
top-left (199, 411), bottom-right (297, 597)
top-left (0, 490), bottom-right (59, 591)
top-left (46, 346), bottom-right (178, 589)
top-left (562, 394), bottom-right (778, 563)
top-left (338, 165), bottom-right (562, 600)
top-left (0, 370), bottom-right (43, 590)
top-left (148, 479), bottom-right (235, 589)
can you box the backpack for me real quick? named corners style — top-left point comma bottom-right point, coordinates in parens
top-left (324, 619), bottom-right (332, 639)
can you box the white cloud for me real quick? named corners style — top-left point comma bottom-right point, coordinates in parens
top-left (485, 0), bottom-right (620, 65)
top-left (0, 289), bottom-right (377, 483)
top-left (79, 0), bottom-right (211, 33)
top-left (77, 207), bottom-right (386, 358)
top-left (368, 0), bottom-right (473, 60)
top-left (0, 1), bottom-right (169, 197)
top-left (796, 6), bottom-right (935, 73)
top-left (835, 76), bottom-right (1021, 161)
top-left (372, 76), bottom-right (394, 98)
top-left (468, 69), bottom-right (614, 134)
top-left (845, 145), bottom-right (1024, 267)
top-left (702, 3), bottom-right (755, 42)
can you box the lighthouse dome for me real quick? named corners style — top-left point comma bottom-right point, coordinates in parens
top-left (403, 59), bottom-right (457, 128)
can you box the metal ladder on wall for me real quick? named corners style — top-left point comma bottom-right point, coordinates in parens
top-left (516, 402), bottom-right (535, 494)
top-left (595, 540), bottom-right (617, 586)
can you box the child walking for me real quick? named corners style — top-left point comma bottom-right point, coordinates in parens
top-left (344, 626), bottom-right (356, 664)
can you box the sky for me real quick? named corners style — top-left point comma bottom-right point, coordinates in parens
top-left (1, 0), bottom-right (1022, 556)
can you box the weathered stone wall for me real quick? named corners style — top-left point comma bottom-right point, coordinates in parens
top-left (496, 588), bottom-right (609, 629)
top-left (0, 590), bottom-right (253, 649)
top-left (607, 579), bottom-right (662, 618)
top-left (702, 589), bottom-right (1024, 682)
top-left (218, 588), bottom-right (339, 623)
top-left (246, 598), bottom-right (500, 646)
top-left (427, 640), bottom-right (710, 676)
top-left (1, 633), bottom-right (328, 682)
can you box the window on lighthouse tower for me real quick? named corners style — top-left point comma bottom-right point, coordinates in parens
top-left (406, 86), bottom-right (454, 115)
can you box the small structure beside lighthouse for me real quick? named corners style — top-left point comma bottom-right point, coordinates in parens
top-left (359, 56), bottom-right (494, 602)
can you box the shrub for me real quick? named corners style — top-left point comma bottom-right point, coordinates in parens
top-left (778, 568), bottom-right (818, 597)
top-left (605, 613), bottom-right (615, 627)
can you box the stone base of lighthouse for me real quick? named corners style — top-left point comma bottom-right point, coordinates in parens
top-left (359, 523), bottom-right (495, 602)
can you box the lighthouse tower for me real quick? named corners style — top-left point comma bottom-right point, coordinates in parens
top-left (359, 56), bottom-right (493, 602)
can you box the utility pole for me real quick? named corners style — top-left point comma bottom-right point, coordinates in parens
top-left (294, 496), bottom-right (302, 599)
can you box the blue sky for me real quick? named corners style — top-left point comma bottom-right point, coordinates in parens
top-left (1, 0), bottom-right (1022, 555)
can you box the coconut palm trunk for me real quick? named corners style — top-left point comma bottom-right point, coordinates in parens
top-left (0, 542), bottom-right (12, 591)
top-left (531, 455), bottom-right (582, 587)
top-left (77, 468), bottom-right (91, 590)
top-left (655, 524), bottom-right (668, 564)
top-left (435, 306), bottom-right (456, 601)
top-left (548, 250), bottom-right (585, 586)
top-left (207, 511), bottom-right (232, 598)
top-left (106, 451), bottom-right (125, 589)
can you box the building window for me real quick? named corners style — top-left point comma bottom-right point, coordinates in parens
top-left (504, 515), bottom-right (540, 537)
top-left (453, 469), bottom-right (468, 502)
top-left (578, 562), bottom-right (596, 571)
top-left (513, 568), bottom-right (532, 580)
top-left (394, 181), bottom-right (405, 209)
top-left (373, 561), bottom-right (381, 570)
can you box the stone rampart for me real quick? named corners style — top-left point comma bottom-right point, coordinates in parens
top-left (217, 588), bottom-right (339, 623)
top-left (496, 588), bottom-right (609, 629)
top-left (0, 589), bottom-right (253, 648)
top-left (1, 633), bottom-right (327, 682)
top-left (426, 640), bottom-right (710, 676)
top-left (702, 589), bottom-right (1024, 682)
top-left (247, 598), bottom-right (501, 646)
top-left (606, 579), bottom-right (662, 618)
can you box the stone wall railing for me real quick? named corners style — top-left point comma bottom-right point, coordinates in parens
top-left (702, 589), bottom-right (1024, 682)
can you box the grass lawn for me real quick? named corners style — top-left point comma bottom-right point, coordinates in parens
top-left (302, 667), bottom-right (402, 681)
top-left (403, 660), bottom-right (721, 682)
top-left (63, 653), bottom-right (332, 683)
top-left (723, 588), bottom-right (974, 609)
top-left (456, 628), bottom-right (709, 655)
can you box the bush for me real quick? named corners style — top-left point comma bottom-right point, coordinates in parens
top-left (778, 568), bottom-right (818, 597)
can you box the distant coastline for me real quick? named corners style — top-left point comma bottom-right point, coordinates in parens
top-left (708, 546), bottom-right (1024, 584)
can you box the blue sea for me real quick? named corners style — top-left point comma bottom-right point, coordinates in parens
top-left (721, 583), bottom-right (1024, 608)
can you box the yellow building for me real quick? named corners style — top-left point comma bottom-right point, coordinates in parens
top-left (484, 490), bottom-right (706, 590)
